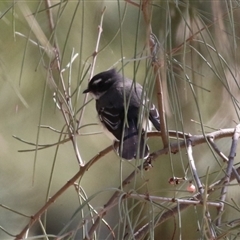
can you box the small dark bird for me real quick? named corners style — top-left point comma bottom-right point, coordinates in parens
top-left (83, 69), bottom-right (160, 160)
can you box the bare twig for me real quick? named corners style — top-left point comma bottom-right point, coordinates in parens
top-left (150, 128), bottom-right (235, 160)
top-left (14, 127), bottom-right (237, 239)
top-left (133, 164), bottom-right (240, 239)
top-left (186, 139), bottom-right (217, 239)
top-left (186, 140), bottom-right (204, 195)
top-left (130, 193), bottom-right (222, 208)
top-left (74, 185), bottom-right (115, 240)
top-left (87, 169), bottom-right (139, 239)
top-left (208, 136), bottom-right (240, 183)
top-left (217, 124), bottom-right (240, 226)
top-left (86, 128), bottom-right (236, 238)
top-left (77, 6), bottom-right (106, 130)
top-left (44, 0), bottom-right (85, 166)
top-left (142, 0), bottom-right (168, 147)
top-left (14, 145), bottom-right (113, 240)
top-left (126, 0), bottom-right (168, 147)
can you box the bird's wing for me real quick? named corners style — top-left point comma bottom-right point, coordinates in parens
top-left (97, 104), bottom-right (149, 160)
top-left (97, 105), bottom-right (123, 140)
top-left (124, 82), bottom-right (160, 131)
top-left (149, 103), bottom-right (161, 131)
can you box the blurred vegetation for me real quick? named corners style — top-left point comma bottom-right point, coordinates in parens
top-left (0, 0), bottom-right (240, 239)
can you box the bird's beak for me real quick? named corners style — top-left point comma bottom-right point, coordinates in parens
top-left (83, 88), bottom-right (90, 94)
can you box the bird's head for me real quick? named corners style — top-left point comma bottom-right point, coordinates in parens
top-left (83, 69), bottom-right (118, 99)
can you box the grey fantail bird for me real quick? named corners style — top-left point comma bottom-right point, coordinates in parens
top-left (83, 69), bottom-right (160, 160)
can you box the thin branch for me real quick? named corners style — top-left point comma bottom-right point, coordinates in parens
top-left (133, 164), bottom-right (240, 239)
top-left (13, 135), bottom-right (71, 152)
top-left (186, 140), bottom-right (204, 195)
top-left (0, 226), bottom-right (16, 238)
top-left (74, 185), bottom-right (115, 240)
top-left (130, 193), bottom-right (222, 208)
top-left (77, 6), bottom-right (106, 130)
top-left (126, 0), bottom-right (168, 147)
top-left (208, 136), bottom-right (240, 183)
top-left (143, 0), bottom-right (168, 147)
top-left (44, 0), bottom-right (85, 166)
top-left (186, 140), bottom-right (217, 240)
top-left (87, 169), bottom-right (139, 239)
top-left (0, 204), bottom-right (30, 218)
top-left (87, 128), bottom-right (236, 238)
top-left (15, 127), bottom-right (236, 239)
top-left (14, 145), bottom-right (113, 240)
top-left (150, 128), bottom-right (235, 161)
top-left (217, 124), bottom-right (240, 226)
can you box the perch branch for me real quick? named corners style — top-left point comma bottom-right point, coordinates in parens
top-left (15, 127), bottom-right (236, 239)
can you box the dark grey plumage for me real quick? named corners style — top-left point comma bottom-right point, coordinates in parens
top-left (83, 69), bottom-right (160, 160)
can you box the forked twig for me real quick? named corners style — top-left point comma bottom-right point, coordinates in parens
top-left (217, 124), bottom-right (240, 226)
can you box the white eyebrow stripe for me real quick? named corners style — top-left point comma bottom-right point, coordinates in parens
top-left (92, 78), bottom-right (102, 85)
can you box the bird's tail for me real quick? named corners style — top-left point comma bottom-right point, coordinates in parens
top-left (118, 120), bottom-right (149, 160)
